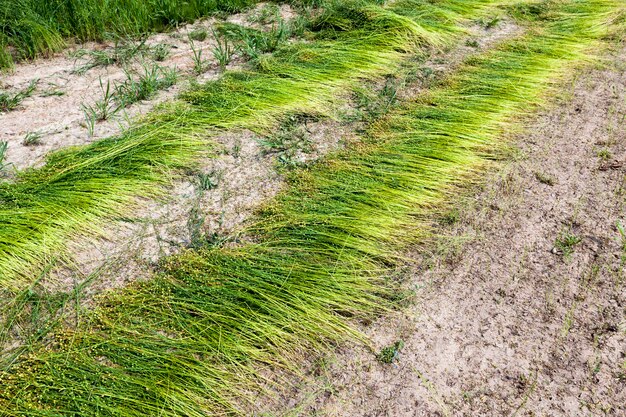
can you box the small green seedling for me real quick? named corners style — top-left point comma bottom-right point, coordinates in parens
top-left (114, 63), bottom-right (177, 108)
top-left (597, 148), bottom-right (612, 160)
top-left (82, 108), bottom-right (96, 137)
top-left (377, 340), bottom-right (404, 364)
top-left (40, 89), bottom-right (65, 97)
top-left (482, 16), bottom-right (501, 29)
top-left (189, 39), bottom-right (207, 74)
top-left (81, 78), bottom-right (118, 121)
top-left (197, 171), bottom-right (220, 191)
top-left (0, 79), bottom-right (37, 112)
top-left (0, 141), bottom-right (10, 173)
top-left (152, 44), bottom-right (171, 61)
top-left (554, 231), bottom-right (582, 259)
top-left (211, 29), bottom-right (233, 70)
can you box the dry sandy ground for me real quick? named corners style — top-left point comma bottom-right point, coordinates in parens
top-left (265, 56), bottom-right (626, 416)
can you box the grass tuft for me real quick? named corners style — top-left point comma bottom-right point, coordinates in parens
top-left (378, 340), bottom-right (404, 364)
top-left (22, 131), bottom-right (43, 146)
top-left (114, 64), bottom-right (178, 108)
top-left (0, 80), bottom-right (36, 112)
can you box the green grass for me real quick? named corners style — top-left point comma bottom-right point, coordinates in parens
top-left (0, 142), bottom-right (9, 174)
top-left (81, 78), bottom-right (117, 123)
top-left (71, 38), bottom-right (150, 74)
top-left (114, 64), bottom-right (178, 108)
top-left (0, 0), bottom-right (258, 70)
top-left (0, 79), bottom-right (36, 112)
top-left (177, 0), bottom-right (492, 130)
top-left (555, 230), bottom-right (582, 259)
top-left (22, 131), bottom-right (44, 147)
top-left (377, 340), bottom-right (404, 364)
top-left (0, 0), bottom-right (498, 290)
top-left (0, 1), bottom-right (622, 415)
top-left (259, 114), bottom-right (314, 167)
top-left (211, 29), bottom-right (234, 69)
top-left (0, 126), bottom-right (206, 290)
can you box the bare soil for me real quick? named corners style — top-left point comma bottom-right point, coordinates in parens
top-left (268, 55), bottom-right (626, 416)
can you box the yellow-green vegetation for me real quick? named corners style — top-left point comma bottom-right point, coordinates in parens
top-left (0, 0), bottom-right (624, 415)
top-left (0, 0), bottom-right (498, 289)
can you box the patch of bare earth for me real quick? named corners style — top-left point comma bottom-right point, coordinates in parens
top-left (267, 55), bottom-right (626, 416)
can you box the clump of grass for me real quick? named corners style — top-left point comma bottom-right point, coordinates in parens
top-left (0, 270), bottom-right (97, 369)
top-left (188, 28), bottom-right (208, 42)
top-left (82, 108), bottom-right (97, 137)
top-left (0, 141), bottom-right (9, 173)
top-left (80, 64), bottom-right (177, 134)
top-left (211, 29), bottom-right (234, 70)
top-left (72, 38), bottom-right (149, 74)
top-left (555, 230), bottom-right (582, 259)
top-left (114, 63), bottom-right (178, 108)
top-left (597, 148), bottom-right (612, 160)
top-left (259, 114), bottom-right (313, 167)
top-left (507, 1), bottom-right (557, 21)
top-left (81, 78), bottom-right (118, 122)
top-left (196, 170), bottom-right (220, 191)
top-left (348, 76), bottom-right (400, 122)
top-left (152, 43), bottom-right (172, 62)
top-left (247, 3), bottom-right (281, 25)
top-left (22, 131), bottom-right (43, 146)
top-left (217, 20), bottom-right (289, 62)
top-left (377, 340), bottom-right (404, 364)
top-left (0, 80), bottom-right (36, 112)
top-left (480, 15), bottom-right (501, 29)
top-left (189, 39), bottom-right (208, 74)
top-left (40, 88), bottom-right (64, 97)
